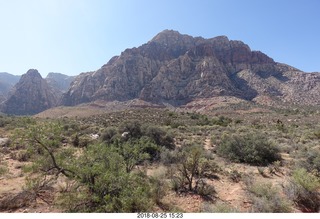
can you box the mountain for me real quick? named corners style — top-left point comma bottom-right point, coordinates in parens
top-left (1, 69), bottom-right (58, 115)
top-left (45, 72), bottom-right (75, 98)
top-left (0, 72), bottom-right (21, 103)
top-left (60, 30), bottom-right (320, 108)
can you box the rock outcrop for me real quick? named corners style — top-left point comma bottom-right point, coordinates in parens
top-left (0, 72), bottom-right (21, 103)
top-left (58, 30), bottom-right (320, 107)
top-left (45, 72), bottom-right (75, 99)
top-left (1, 69), bottom-right (58, 115)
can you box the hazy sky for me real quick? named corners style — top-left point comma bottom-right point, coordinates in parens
top-left (0, 0), bottom-right (319, 76)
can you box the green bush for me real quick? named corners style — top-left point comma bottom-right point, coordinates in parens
top-left (201, 201), bottom-right (239, 213)
top-left (285, 168), bottom-right (320, 212)
top-left (217, 132), bottom-right (281, 166)
top-left (143, 125), bottom-right (175, 149)
top-left (78, 136), bottom-right (92, 148)
top-left (195, 179), bottom-right (216, 200)
top-left (299, 150), bottom-right (320, 176)
top-left (0, 165), bottom-right (8, 176)
top-left (100, 127), bottom-right (117, 143)
top-left (60, 144), bottom-right (156, 212)
top-left (169, 144), bottom-right (217, 199)
top-left (119, 120), bottom-right (142, 139)
top-left (212, 116), bottom-right (232, 127)
top-left (110, 139), bottom-right (150, 173)
top-left (72, 134), bottom-right (79, 147)
top-left (16, 150), bottom-right (32, 162)
top-left (160, 148), bottom-right (179, 165)
top-left (248, 182), bottom-right (292, 212)
top-left (229, 169), bottom-right (242, 182)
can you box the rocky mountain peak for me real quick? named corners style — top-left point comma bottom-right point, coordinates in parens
top-left (150, 29), bottom-right (197, 46)
top-left (24, 69), bottom-right (42, 78)
top-left (59, 30), bottom-right (320, 107)
top-left (1, 69), bottom-right (58, 115)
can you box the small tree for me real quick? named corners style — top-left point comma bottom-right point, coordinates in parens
top-left (171, 144), bottom-right (217, 199)
top-left (111, 139), bottom-right (150, 173)
top-left (15, 121), bottom-right (157, 212)
top-left (15, 121), bottom-right (76, 178)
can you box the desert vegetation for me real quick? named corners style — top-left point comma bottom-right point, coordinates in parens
top-left (1, 104), bottom-right (320, 212)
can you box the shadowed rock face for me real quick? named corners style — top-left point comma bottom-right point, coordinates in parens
top-left (1, 69), bottom-right (58, 115)
top-left (45, 72), bottom-right (75, 100)
top-left (60, 30), bottom-right (320, 107)
top-left (0, 72), bottom-right (21, 103)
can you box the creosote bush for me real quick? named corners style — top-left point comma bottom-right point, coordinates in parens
top-left (217, 132), bottom-right (281, 166)
top-left (285, 168), bottom-right (320, 212)
top-left (248, 182), bottom-right (292, 212)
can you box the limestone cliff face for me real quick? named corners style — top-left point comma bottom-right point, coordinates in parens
top-left (1, 69), bottom-right (58, 115)
top-left (60, 30), bottom-right (320, 107)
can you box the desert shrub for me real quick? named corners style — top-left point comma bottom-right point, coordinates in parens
top-left (119, 120), bottom-right (142, 139)
top-left (0, 118), bottom-right (6, 127)
top-left (59, 144), bottom-right (156, 212)
top-left (72, 134), bottom-right (79, 147)
top-left (78, 136), bottom-right (92, 148)
top-left (150, 174), bottom-right (169, 205)
top-left (16, 121), bottom-right (158, 212)
top-left (143, 125), bottom-right (175, 149)
top-left (100, 127), bottom-right (117, 143)
top-left (195, 179), bottom-right (216, 199)
top-left (285, 168), bottom-right (320, 212)
top-left (109, 138), bottom-right (154, 172)
top-left (167, 121), bottom-right (185, 129)
top-left (234, 119), bottom-right (243, 124)
top-left (298, 150), bottom-right (320, 176)
top-left (138, 136), bottom-right (162, 161)
top-left (248, 182), bottom-right (292, 212)
top-left (275, 120), bottom-right (287, 133)
top-left (201, 201), bottom-right (239, 213)
top-left (217, 132), bottom-right (281, 166)
top-left (169, 144), bottom-right (217, 199)
top-left (0, 164), bottom-right (8, 176)
top-left (313, 130), bottom-right (320, 139)
top-left (212, 116), bottom-right (232, 127)
top-left (16, 150), bottom-right (32, 162)
top-left (13, 121), bottom-right (76, 177)
top-left (196, 115), bottom-right (211, 126)
top-left (160, 148), bottom-right (180, 165)
top-left (229, 169), bottom-right (242, 182)
top-left (257, 167), bottom-right (266, 177)
top-left (189, 112), bottom-right (201, 120)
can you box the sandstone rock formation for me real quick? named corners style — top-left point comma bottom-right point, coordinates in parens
top-left (61, 30), bottom-right (320, 106)
top-left (1, 69), bottom-right (58, 115)
top-left (60, 30), bottom-right (320, 107)
top-left (45, 72), bottom-right (75, 99)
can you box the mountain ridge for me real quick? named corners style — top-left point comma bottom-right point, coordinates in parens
top-left (60, 30), bottom-right (320, 108)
